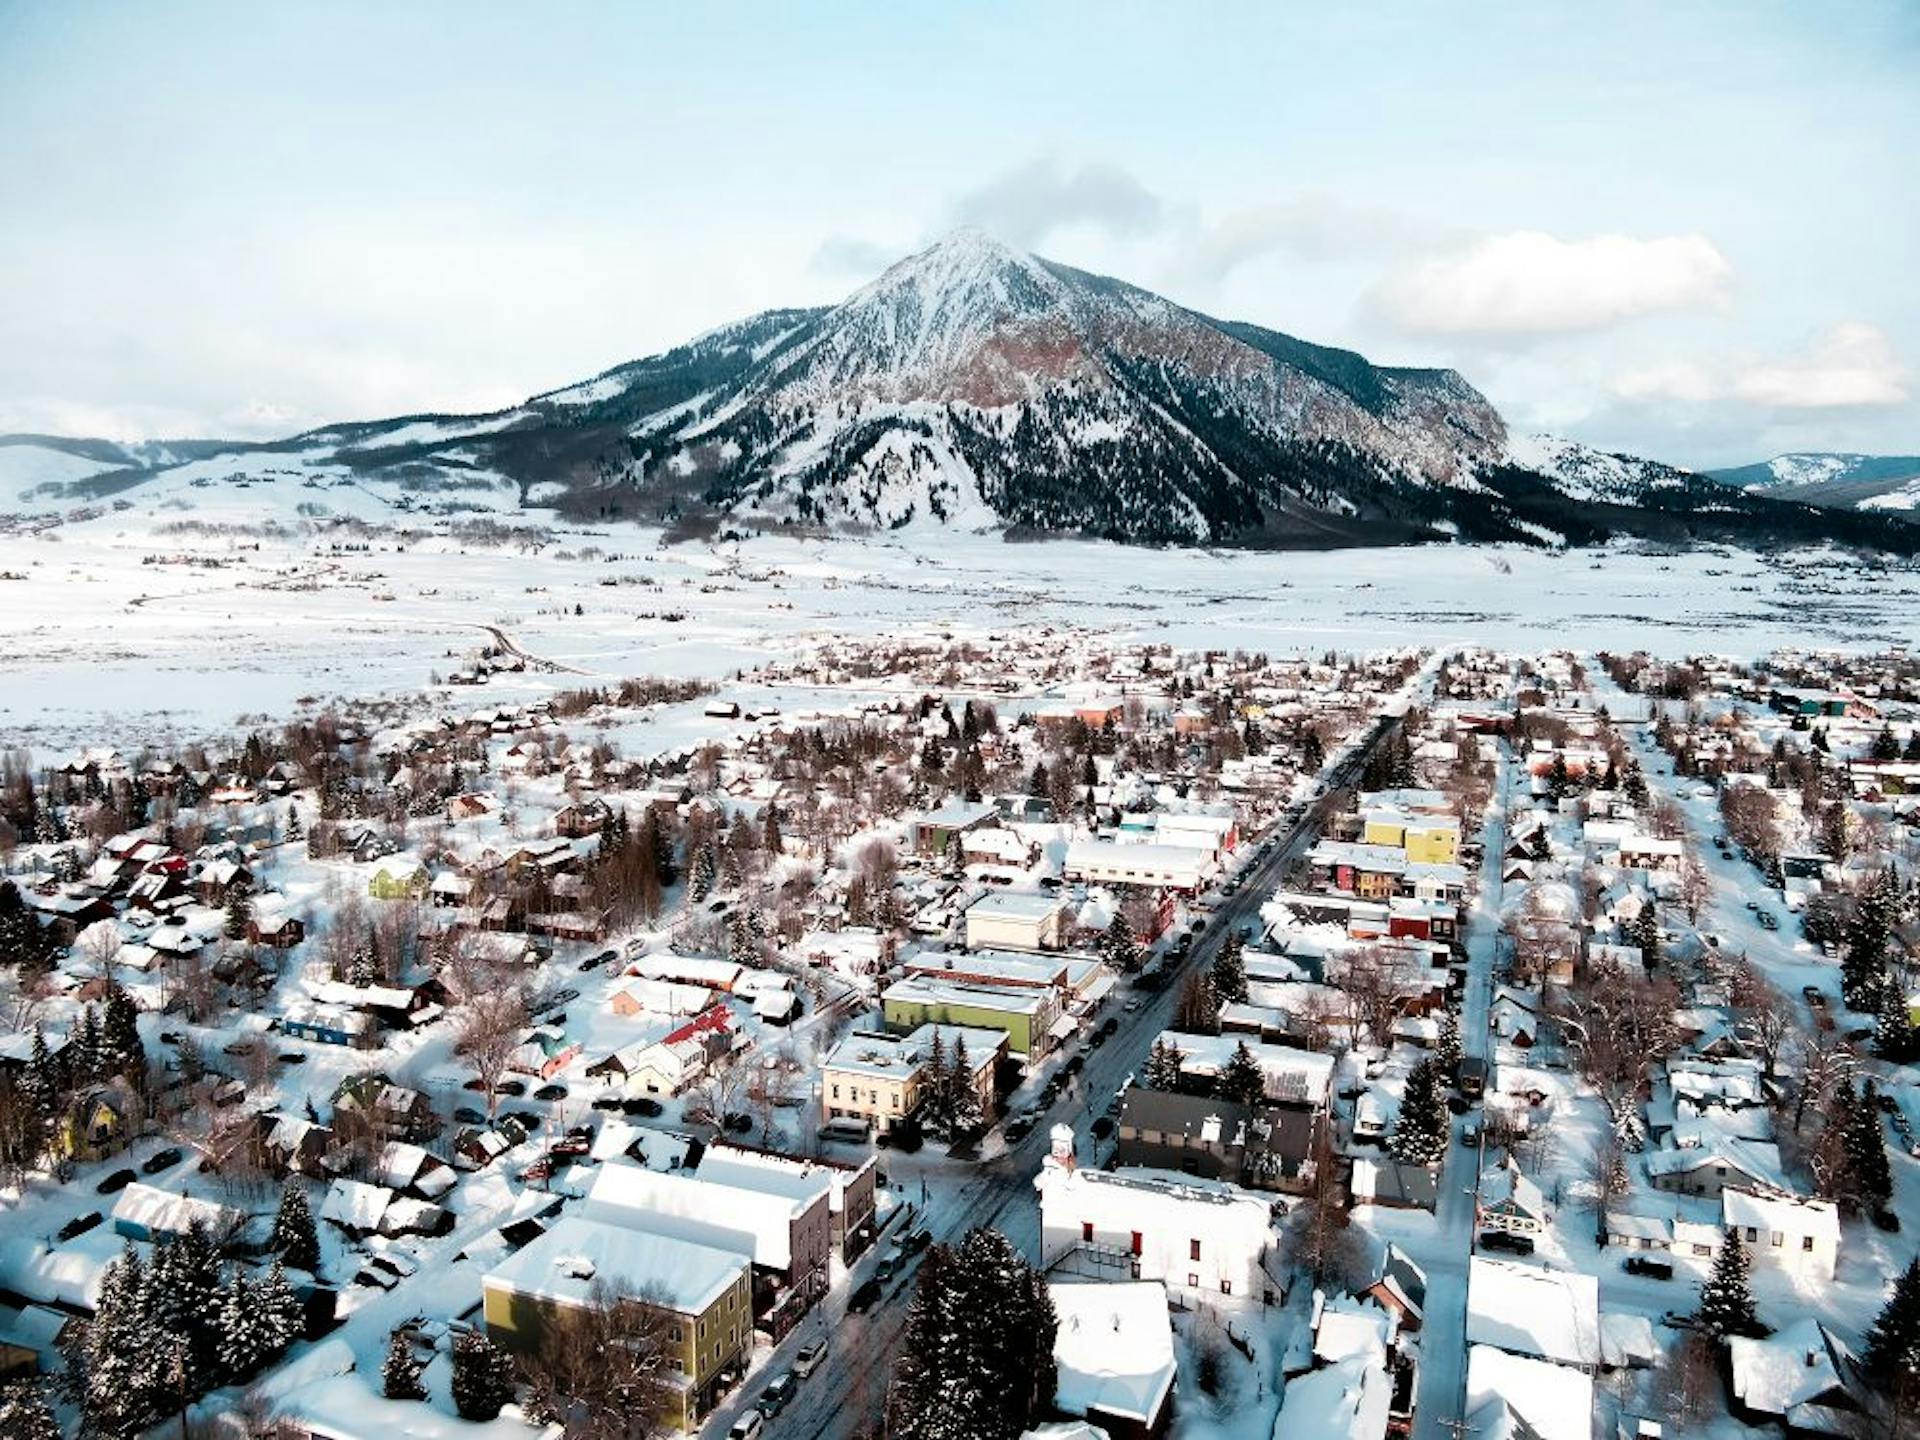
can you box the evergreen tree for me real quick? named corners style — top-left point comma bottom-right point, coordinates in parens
top-left (1695, 1227), bottom-right (1762, 1339)
top-left (1435, 1008), bottom-right (1464, 1075)
top-left (1844, 1083), bottom-right (1894, 1214)
top-left (256, 1259), bottom-right (304, 1356)
top-left (1100, 912), bottom-right (1141, 974)
top-left (450, 1330), bottom-right (515, 1422)
top-left (0, 1381), bottom-right (60, 1440)
top-left (1528, 827), bottom-right (1551, 861)
top-left (688, 843), bottom-right (717, 902)
top-left (1144, 1039), bottom-right (1184, 1092)
top-left (271, 1183), bottom-right (321, 1273)
top-left (1876, 986), bottom-right (1915, 1064)
top-left (1624, 762), bottom-right (1651, 810)
top-left (383, 1327), bottom-right (427, 1401)
top-left (1388, 1059), bottom-right (1450, 1166)
top-left (1209, 934), bottom-right (1248, 1006)
top-left (285, 804), bottom-right (303, 844)
top-left (73, 1004), bottom-right (102, 1085)
top-left (1844, 869), bottom-right (1901, 1012)
top-left (1862, 1256), bottom-right (1920, 1397)
top-left (1217, 1042), bottom-right (1266, 1106)
top-left (918, 1030), bottom-right (954, 1138)
top-left (892, 1228), bottom-right (1057, 1440)
top-left (1630, 905), bottom-right (1661, 966)
top-left (948, 1035), bottom-right (983, 1137)
top-left (216, 1268), bottom-right (264, 1382)
top-left (1906, 731), bottom-right (1920, 764)
top-left (224, 877), bottom-right (254, 942)
top-left (1301, 730), bottom-right (1325, 773)
top-left (1873, 725), bottom-right (1902, 762)
top-left (100, 983), bottom-right (145, 1085)
top-left (1027, 761), bottom-right (1049, 797)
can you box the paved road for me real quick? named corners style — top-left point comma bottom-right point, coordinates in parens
top-left (701, 709), bottom-right (1407, 1440)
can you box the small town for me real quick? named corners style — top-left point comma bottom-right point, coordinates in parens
top-left (0, 628), bottom-right (1916, 1440)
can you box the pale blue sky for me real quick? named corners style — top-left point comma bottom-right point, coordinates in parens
top-left (1, 1), bottom-right (1913, 466)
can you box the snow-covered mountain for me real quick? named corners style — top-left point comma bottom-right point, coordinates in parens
top-left (1706, 453), bottom-right (1920, 513)
top-left (4, 231), bottom-right (1913, 551)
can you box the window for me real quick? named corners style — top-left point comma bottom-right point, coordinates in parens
top-left (1187, 1273), bottom-right (1199, 1288)
top-left (1131, 1231), bottom-right (1143, 1257)
top-left (1771, 1232), bottom-right (1783, 1248)
top-left (1745, 1227), bottom-right (1758, 1243)
top-left (1190, 1239), bottom-right (1202, 1262)
top-left (1082, 1222), bottom-right (1094, 1243)
top-left (1802, 1236), bottom-right (1815, 1251)
top-left (1220, 1279), bottom-right (1232, 1295)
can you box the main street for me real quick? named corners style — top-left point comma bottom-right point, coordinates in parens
top-left (700, 704), bottom-right (1410, 1440)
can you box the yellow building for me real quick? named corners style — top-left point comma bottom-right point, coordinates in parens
top-left (1362, 811), bottom-right (1459, 866)
top-left (483, 1216), bottom-right (751, 1431)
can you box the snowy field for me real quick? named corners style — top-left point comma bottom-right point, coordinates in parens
top-left (4, 518), bottom-right (1918, 753)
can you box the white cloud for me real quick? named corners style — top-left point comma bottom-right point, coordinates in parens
top-left (1369, 230), bottom-right (1734, 336)
top-left (1608, 361), bottom-right (1719, 405)
top-left (951, 159), bottom-right (1165, 249)
top-left (1605, 322), bottom-right (1909, 414)
top-left (1732, 321), bottom-right (1909, 408)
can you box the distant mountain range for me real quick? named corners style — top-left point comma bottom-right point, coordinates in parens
top-left (2, 230), bottom-right (1913, 552)
top-left (1705, 453), bottom-right (1920, 514)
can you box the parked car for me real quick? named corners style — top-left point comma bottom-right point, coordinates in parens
top-left (759, 1373), bottom-right (796, 1415)
top-left (848, 1279), bottom-right (883, 1314)
top-left (875, 1254), bottom-right (899, 1282)
top-left (57, 1211), bottom-right (103, 1242)
top-left (1624, 1256), bottom-right (1673, 1280)
top-left (728, 1414), bottom-right (764, 1440)
top-left (142, 1147), bottom-right (184, 1175)
top-left (1478, 1230), bottom-right (1534, 1256)
top-left (534, 1084), bottom-right (568, 1102)
top-left (794, 1338), bottom-right (829, 1377)
top-left (1100, 1016), bottom-right (1119, 1037)
top-left (1803, 987), bottom-right (1827, 1007)
top-left (95, 1168), bottom-right (137, 1195)
top-left (903, 1228), bottom-right (933, 1254)
top-left (623, 1097), bottom-right (665, 1118)
top-left (581, 950), bottom-right (617, 971)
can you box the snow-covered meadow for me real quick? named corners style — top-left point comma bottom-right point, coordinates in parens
top-left (5, 517), bottom-right (1916, 755)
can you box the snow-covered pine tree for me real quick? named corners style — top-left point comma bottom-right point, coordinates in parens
top-left (224, 879), bottom-right (253, 942)
top-left (1434, 1008), bottom-right (1463, 1075)
top-left (918, 1030), bottom-right (953, 1138)
top-left (1630, 905), bottom-right (1661, 965)
top-left (450, 1329), bottom-right (515, 1421)
top-left (256, 1259), bottom-right (305, 1360)
top-left (1875, 986), bottom-right (1915, 1063)
top-left (216, 1268), bottom-right (263, 1382)
top-left (949, 1034), bottom-right (983, 1136)
top-left (1695, 1227), bottom-right (1762, 1339)
top-left (383, 1327), bottom-right (428, 1400)
top-left (1144, 1038), bottom-right (1183, 1092)
top-left (101, 983), bottom-right (145, 1084)
top-left (1388, 1059), bottom-right (1449, 1167)
top-left (1209, 934), bottom-right (1248, 1006)
top-left (0, 1381), bottom-right (60, 1440)
top-left (1844, 1083), bottom-right (1894, 1214)
top-left (1217, 1042), bottom-right (1266, 1107)
top-left (271, 1182), bottom-right (322, 1273)
top-left (1100, 912), bottom-right (1140, 973)
top-left (1863, 1256), bottom-right (1920, 1398)
top-left (1844, 869), bottom-right (1901, 1012)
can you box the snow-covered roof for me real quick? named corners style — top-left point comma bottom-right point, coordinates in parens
top-left (1721, 1185), bottom-right (1839, 1244)
top-left (1278, 1353), bottom-right (1392, 1440)
top-left (111, 1182), bottom-right (243, 1237)
top-left (1465, 1344), bottom-right (1593, 1440)
top-left (584, 1159), bottom-right (809, 1271)
top-left (484, 1214), bottom-right (746, 1318)
top-left (1050, 1280), bottom-right (1177, 1426)
top-left (1466, 1257), bottom-right (1600, 1368)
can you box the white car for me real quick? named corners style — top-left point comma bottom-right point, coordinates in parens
top-left (794, 1338), bottom-right (829, 1377)
top-left (729, 1414), bottom-right (765, 1440)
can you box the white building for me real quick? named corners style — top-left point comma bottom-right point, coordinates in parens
top-left (1466, 1256), bottom-right (1601, 1371)
top-left (1049, 1281), bottom-right (1178, 1435)
top-left (1721, 1186), bottom-right (1840, 1282)
top-left (1033, 1157), bottom-right (1279, 1305)
top-left (1064, 839), bottom-right (1215, 893)
top-left (1466, 1345), bottom-right (1594, 1440)
top-left (964, 891), bottom-right (1072, 952)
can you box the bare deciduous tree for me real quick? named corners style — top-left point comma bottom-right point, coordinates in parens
top-left (456, 990), bottom-right (529, 1118)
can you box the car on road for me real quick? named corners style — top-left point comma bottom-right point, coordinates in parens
top-left (1063, 1053), bottom-right (1085, 1076)
top-left (1478, 1230), bottom-right (1534, 1256)
top-left (848, 1278), bottom-right (883, 1314)
top-left (875, 1253), bottom-right (900, 1281)
top-left (141, 1147), bottom-right (184, 1175)
top-left (1624, 1256), bottom-right (1673, 1280)
top-left (95, 1168), bottom-right (137, 1195)
top-left (1004, 1115), bottom-right (1035, 1142)
top-left (728, 1414), bottom-right (765, 1440)
top-left (759, 1374), bottom-right (796, 1415)
top-left (1756, 911), bottom-right (1779, 931)
top-left (1123, 997), bottom-right (1143, 1013)
top-left (794, 1338), bottom-right (829, 1377)
top-left (1802, 987), bottom-right (1827, 1008)
top-left (579, 950), bottom-right (616, 971)
top-left (1100, 1016), bottom-right (1119, 1037)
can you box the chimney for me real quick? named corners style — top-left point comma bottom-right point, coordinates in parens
top-left (1050, 1123), bottom-right (1077, 1169)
